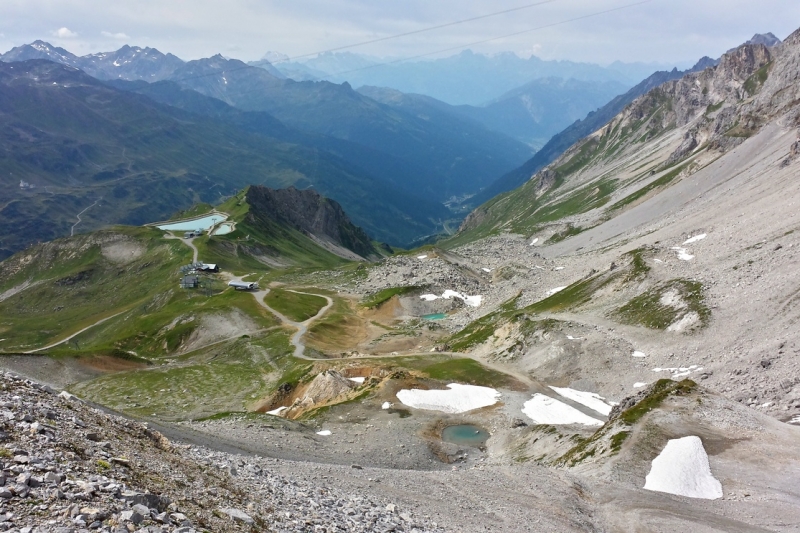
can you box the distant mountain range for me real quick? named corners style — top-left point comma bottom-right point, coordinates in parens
top-left (0, 60), bottom-right (454, 258)
top-left (467, 56), bottom-right (724, 207)
top-left (0, 39), bottom-right (722, 257)
top-left (0, 42), bottom-right (534, 200)
top-left (0, 41), bottom-right (183, 81)
top-left (262, 49), bottom-right (675, 106)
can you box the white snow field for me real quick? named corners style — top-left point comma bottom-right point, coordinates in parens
top-left (417, 255), bottom-right (428, 259)
top-left (316, 430), bottom-right (332, 436)
top-left (396, 384), bottom-right (501, 414)
top-left (633, 382), bottom-right (648, 388)
top-left (348, 377), bottom-right (366, 384)
top-left (419, 290), bottom-right (482, 307)
top-left (683, 233), bottom-right (707, 244)
top-left (381, 402), bottom-right (393, 410)
top-left (644, 436), bottom-right (722, 499)
top-left (549, 386), bottom-right (616, 416)
top-left (529, 238), bottom-right (538, 246)
top-left (521, 394), bottom-right (604, 426)
top-left (266, 406), bottom-right (287, 416)
top-left (632, 351), bottom-right (647, 358)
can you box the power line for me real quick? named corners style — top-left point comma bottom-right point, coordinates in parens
top-left (0, 0), bottom-right (658, 115)
top-left (277, 0), bottom-right (561, 63)
top-left (149, 0), bottom-right (656, 88)
top-left (327, 0), bottom-right (656, 77)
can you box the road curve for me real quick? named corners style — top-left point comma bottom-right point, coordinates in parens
top-left (24, 311), bottom-right (126, 354)
top-left (164, 233), bottom-right (199, 263)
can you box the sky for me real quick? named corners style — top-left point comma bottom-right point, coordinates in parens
top-left (1, 0), bottom-right (799, 67)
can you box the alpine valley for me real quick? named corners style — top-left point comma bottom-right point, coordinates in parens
top-left (0, 26), bottom-right (799, 533)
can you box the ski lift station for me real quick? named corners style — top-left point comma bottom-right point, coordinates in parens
top-left (228, 281), bottom-right (259, 291)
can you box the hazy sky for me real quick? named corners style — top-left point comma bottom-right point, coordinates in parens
top-left (2, 0), bottom-right (799, 66)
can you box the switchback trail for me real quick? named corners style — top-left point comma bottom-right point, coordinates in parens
top-left (71, 197), bottom-right (102, 236)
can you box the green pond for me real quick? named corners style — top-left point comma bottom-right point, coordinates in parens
top-left (421, 313), bottom-right (447, 321)
top-left (441, 424), bottom-right (489, 447)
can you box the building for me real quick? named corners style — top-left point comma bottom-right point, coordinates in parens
top-left (196, 263), bottom-right (219, 272)
top-left (180, 275), bottom-right (199, 289)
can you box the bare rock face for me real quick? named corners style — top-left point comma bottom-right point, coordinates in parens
top-left (298, 370), bottom-right (355, 407)
top-left (245, 185), bottom-right (379, 259)
top-left (746, 32), bottom-right (782, 47)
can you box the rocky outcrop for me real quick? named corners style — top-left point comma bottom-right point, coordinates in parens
top-left (245, 185), bottom-right (378, 260)
top-left (0, 371), bottom-right (441, 532)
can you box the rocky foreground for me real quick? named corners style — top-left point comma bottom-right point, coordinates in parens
top-left (0, 372), bottom-right (442, 533)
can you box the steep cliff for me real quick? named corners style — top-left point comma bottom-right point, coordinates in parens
top-left (245, 186), bottom-right (379, 260)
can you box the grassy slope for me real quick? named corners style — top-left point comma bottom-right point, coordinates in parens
top-left (191, 192), bottom-right (349, 274)
top-left (0, 226), bottom-right (188, 351)
top-left (264, 289), bottom-right (327, 322)
top-left (0, 224), bottom-right (284, 356)
top-left (447, 87), bottom-right (681, 247)
top-left (70, 328), bottom-right (294, 421)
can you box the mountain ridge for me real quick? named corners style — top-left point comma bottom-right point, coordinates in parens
top-left (0, 59), bottom-right (448, 258)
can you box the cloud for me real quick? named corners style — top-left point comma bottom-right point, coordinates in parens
top-left (52, 27), bottom-right (78, 38)
top-left (101, 31), bottom-right (130, 40)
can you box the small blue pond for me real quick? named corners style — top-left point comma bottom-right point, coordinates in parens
top-left (441, 424), bottom-right (489, 447)
top-left (421, 313), bottom-right (447, 321)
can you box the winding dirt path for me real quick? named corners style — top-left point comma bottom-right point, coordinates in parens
top-left (24, 311), bottom-right (127, 354)
top-left (164, 233), bottom-right (199, 263)
top-left (71, 196), bottom-right (102, 236)
top-left (224, 275), bottom-right (334, 360)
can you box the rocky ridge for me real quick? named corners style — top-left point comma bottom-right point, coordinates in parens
top-left (245, 186), bottom-right (379, 261)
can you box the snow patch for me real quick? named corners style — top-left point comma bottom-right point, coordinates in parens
top-left (396, 384), bottom-right (500, 414)
top-left (566, 335), bottom-right (583, 340)
top-left (482, 268), bottom-right (492, 273)
top-left (659, 289), bottom-right (686, 309)
top-left (547, 286), bottom-right (567, 297)
top-left (348, 377), bottom-right (365, 384)
top-left (266, 406), bottom-right (287, 416)
top-left (633, 382), bottom-right (648, 388)
top-left (521, 394), bottom-right (604, 426)
top-left (530, 238), bottom-right (539, 246)
top-left (683, 233), bottom-right (707, 245)
top-left (417, 255), bottom-right (428, 259)
top-left (420, 290), bottom-right (482, 307)
top-left (652, 365), bottom-right (703, 380)
top-left (381, 402), bottom-right (393, 410)
top-left (632, 351), bottom-right (647, 358)
top-left (667, 312), bottom-right (700, 332)
top-left (315, 430), bottom-right (332, 436)
top-left (644, 436), bottom-right (722, 499)
top-left (671, 247), bottom-right (694, 261)
top-left (549, 386), bottom-right (616, 416)
top-left (554, 266), bottom-right (565, 271)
